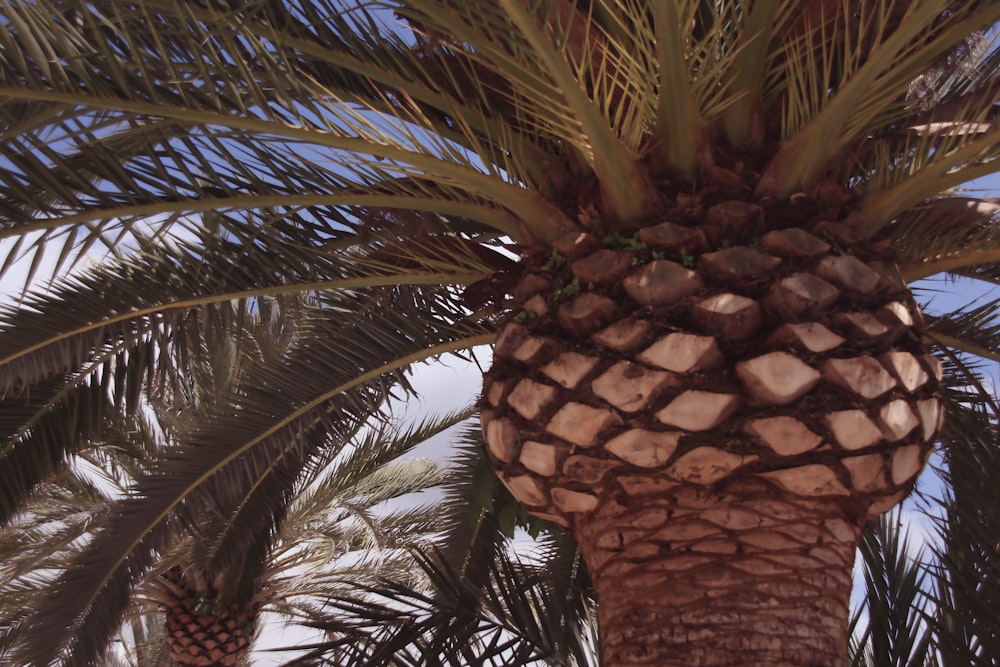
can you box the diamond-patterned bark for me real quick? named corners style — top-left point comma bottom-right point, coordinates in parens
top-left (691, 292), bottom-right (762, 340)
top-left (816, 255), bottom-right (882, 293)
top-left (764, 273), bottom-right (839, 317)
top-left (700, 246), bottom-right (781, 280)
top-left (592, 361), bottom-right (675, 411)
top-left (744, 417), bottom-right (823, 456)
top-left (552, 488), bottom-right (600, 512)
top-left (881, 351), bottom-right (929, 391)
top-left (507, 379), bottom-right (556, 420)
top-left (821, 356), bottom-right (897, 399)
top-left (843, 453), bottom-right (889, 493)
top-left (761, 465), bottom-right (850, 496)
top-left (480, 210), bottom-right (941, 667)
top-left (835, 311), bottom-right (890, 338)
top-left (594, 318), bottom-right (651, 351)
top-left (542, 351), bottom-right (600, 388)
top-left (667, 447), bottom-right (751, 484)
top-left (157, 569), bottom-right (259, 667)
top-left (638, 332), bottom-right (723, 373)
top-left (485, 417), bottom-right (518, 462)
top-left (737, 352), bottom-right (821, 405)
top-left (483, 223), bottom-right (939, 529)
top-left (768, 322), bottom-right (845, 352)
top-left (878, 400), bottom-right (920, 441)
top-left (563, 455), bottom-right (620, 483)
top-left (519, 440), bottom-right (559, 475)
top-left (761, 228), bottom-right (831, 257)
top-left (502, 474), bottom-right (547, 506)
top-left (656, 390), bottom-right (740, 430)
top-left (557, 293), bottom-right (620, 336)
top-left (826, 410), bottom-right (884, 450)
top-left (571, 249), bottom-right (634, 284)
top-left (605, 429), bottom-right (681, 467)
top-left (622, 260), bottom-right (704, 305)
top-left (892, 445), bottom-right (925, 485)
top-left (638, 221), bottom-right (708, 250)
top-left (917, 398), bottom-right (943, 440)
top-left (880, 301), bottom-right (916, 326)
top-left (546, 402), bottom-right (621, 446)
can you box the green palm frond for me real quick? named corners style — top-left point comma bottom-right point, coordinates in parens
top-left (0, 0), bottom-right (572, 254)
top-left (2, 0), bottom-right (998, 247)
top-left (0, 221), bottom-right (492, 394)
top-left (290, 544), bottom-right (598, 667)
top-left (8, 313), bottom-right (479, 665)
top-left (849, 511), bottom-right (933, 667)
top-left (760, 1), bottom-right (1000, 202)
top-left (893, 196), bottom-right (1000, 281)
top-left (0, 377), bottom-right (154, 527)
top-left (278, 417), bottom-right (597, 666)
top-left (0, 220), bottom-right (494, 527)
top-left (1, 296), bottom-right (475, 666)
top-left (925, 299), bottom-right (1000, 363)
top-left (113, 615), bottom-right (170, 667)
top-left (923, 366), bottom-right (1000, 665)
top-left (431, 420), bottom-right (561, 580)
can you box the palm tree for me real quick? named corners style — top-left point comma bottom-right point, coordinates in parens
top-left (2, 1), bottom-right (1000, 665)
top-left (0, 425), bottom-right (461, 667)
top-left (0, 294), bottom-right (466, 666)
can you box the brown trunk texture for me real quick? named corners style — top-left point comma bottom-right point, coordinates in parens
top-left (577, 479), bottom-right (860, 666)
top-left (155, 568), bottom-right (257, 667)
top-left (164, 603), bottom-right (253, 667)
top-left (479, 188), bottom-right (943, 667)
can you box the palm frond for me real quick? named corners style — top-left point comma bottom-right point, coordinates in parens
top-left (893, 196), bottom-right (1000, 281)
top-left (2, 2), bottom-right (1000, 665)
top-left (3, 292), bottom-right (481, 665)
top-left (650, 1), bottom-right (703, 175)
top-left (849, 511), bottom-right (933, 667)
top-left (6, 286), bottom-right (489, 665)
top-left (922, 363), bottom-right (1000, 666)
top-left (759, 1), bottom-right (1000, 201)
top-left (494, 0), bottom-right (643, 221)
top-left (0, 379), bottom-right (143, 527)
top-left (114, 615), bottom-right (170, 667)
top-left (0, 0), bottom-right (566, 260)
top-left (925, 298), bottom-right (1000, 363)
top-left (290, 545), bottom-right (598, 667)
top-left (720, 1), bottom-right (798, 149)
top-left (0, 225), bottom-right (488, 393)
top-left (0, 218), bottom-right (495, 524)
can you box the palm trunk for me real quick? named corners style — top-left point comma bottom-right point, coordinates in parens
top-left (150, 567), bottom-right (258, 667)
top-left (576, 482), bottom-right (861, 666)
top-left (480, 201), bottom-right (942, 667)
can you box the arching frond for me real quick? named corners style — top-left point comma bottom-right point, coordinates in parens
top-left (849, 511), bottom-right (933, 667)
top-left (925, 299), bottom-right (1000, 363)
top-left (895, 196), bottom-right (1000, 281)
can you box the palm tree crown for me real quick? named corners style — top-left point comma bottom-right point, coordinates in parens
top-left (1, 1), bottom-right (1000, 665)
top-left (0, 294), bottom-right (469, 665)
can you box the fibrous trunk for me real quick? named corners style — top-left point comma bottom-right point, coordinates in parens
top-left (480, 185), bottom-right (941, 666)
